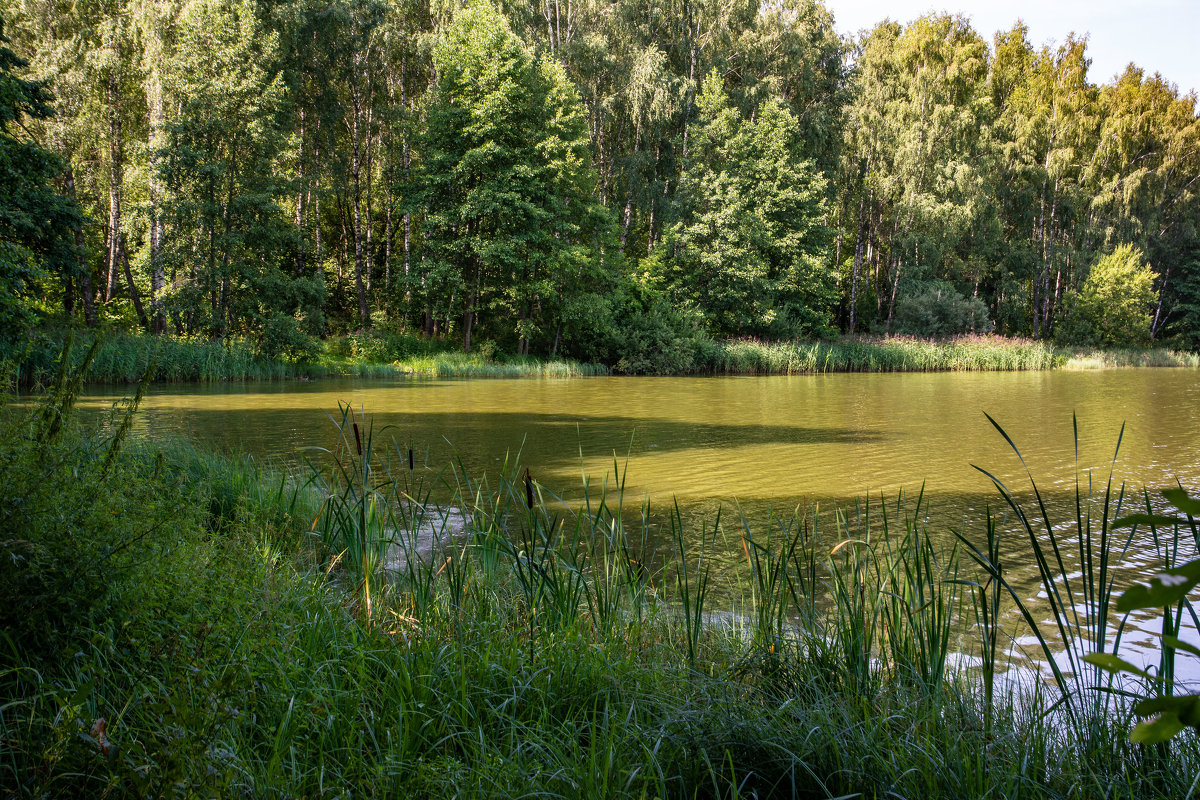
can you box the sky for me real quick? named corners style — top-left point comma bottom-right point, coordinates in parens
top-left (825, 0), bottom-right (1200, 97)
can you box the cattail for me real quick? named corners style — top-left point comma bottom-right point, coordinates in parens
top-left (408, 447), bottom-right (414, 471)
top-left (523, 467), bottom-right (534, 510)
top-left (353, 422), bottom-right (362, 456)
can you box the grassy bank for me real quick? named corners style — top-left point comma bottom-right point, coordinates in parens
top-left (13, 330), bottom-right (1198, 385)
top-left (4, 386), bottom-right (1199, 798)
top-left (1062, 347), bottom-right (1200, 369)
top-left (711, 334), bottom-right (1064, 373)
top-left (13, 331), bottom-right (606, 385)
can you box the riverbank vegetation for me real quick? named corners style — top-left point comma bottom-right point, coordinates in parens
top-left (4, 380), bottom-right (1200, 797)
top-left (14, 329), bottom-right (1199, 386)
top-left (2, 2), bottom-right (1200, 374)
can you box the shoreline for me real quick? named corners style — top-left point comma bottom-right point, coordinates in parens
top-left (15, 331), bottom-right (1200, 386)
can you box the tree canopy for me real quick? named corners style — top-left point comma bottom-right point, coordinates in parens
top-left (1, 1), bottom-right (1198, 363)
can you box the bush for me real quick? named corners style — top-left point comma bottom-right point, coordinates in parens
top-left (332, 326), bottom-right (452, 363)
top-left (259, 312), bottom-right (318, 362)
top-left (1059, 245), bottom-right (1156, 347)
top-left (0, 406), bottom-right (208, 662)
top-left (612, 301), bottom-right (714, 374)
top-left (892, 280), bottom-right (994, 337)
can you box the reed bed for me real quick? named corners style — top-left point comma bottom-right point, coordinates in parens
top-left (396, 352), bottom-right (607, 377)
top-left (16, 331), bottom-right (1197, 387)
top-left (713, 334), bottom-right (1064, 373)
top-left (14, 332), bottom-right (606, 385)
top-left (1063, 347), bottom-right (1200, 369)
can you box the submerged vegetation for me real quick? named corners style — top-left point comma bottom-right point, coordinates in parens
top-left (4, 368), bottom-right (1200, 797)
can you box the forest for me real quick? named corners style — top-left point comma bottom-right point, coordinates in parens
top-left (2, 0), bottom-right (1199, 370)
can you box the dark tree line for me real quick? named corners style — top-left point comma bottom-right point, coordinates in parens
top-left (2, 0), bottom-right (1198, 366)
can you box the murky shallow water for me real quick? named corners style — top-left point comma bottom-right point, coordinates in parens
top-left (78, 369), bottom-right (1200, 681)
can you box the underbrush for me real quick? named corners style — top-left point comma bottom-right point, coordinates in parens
top-left (3, 381), bottom-right (1199, 797)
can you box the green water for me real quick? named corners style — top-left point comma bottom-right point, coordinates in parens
top-left (79, 368), bottom-right (1200, 674)
top-left (81, 369), bottom-right (1200, 511)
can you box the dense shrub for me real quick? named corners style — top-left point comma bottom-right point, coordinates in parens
top-left (892, 280), bottom-right (994, 336)
top-left (1058, 245), bottom-right (1156, 347)
top-left (258, 312), bottom-right (318, 362)
top-left (0, 406), bottom-right (207, 662)
top-left (611, 301), bottom-right (714, 374)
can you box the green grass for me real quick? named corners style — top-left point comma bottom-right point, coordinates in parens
top-left (1062, 347), bottom-right (1200, 369)
top-left (13, 331), bottom-right (606, 385)
top-left (4, 379), bottom-right (1200, 798)
top-left (712, 335), bottom-right (1064, 373)
top-left (13, 329), bottom-right (1197, 386)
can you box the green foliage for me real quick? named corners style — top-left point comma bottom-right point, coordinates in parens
top-left (1061, 245), bottom-right (1157, 347)
top-left (6, 387), bottom-right (1200, 796)
top-left (0, 16), bottom-right (80, 352)
top-left (3, 1), bottom-right (1198, 363)
top-left (667, 70), bottom-right (834, 338)
top-left (158, 0), bottom-right (320, 344)
top-left (418, 2), bottom-right (614, 354)
top-left (609, 298), bottom-right (714, 375)
top-left (0, 377), bottom-right (198, 661)
top-left (893, 280), bottom-right (994, 337)
top-left (713, 334), bottom-right (1058, 373)
top-left (1168, 253), bottom-right (1200, 350)
top-left (1086, 488), bottom-right (1200, 745)
top-left (259, 311), bottom-right (318, 363)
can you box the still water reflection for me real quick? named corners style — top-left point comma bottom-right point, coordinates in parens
top-left (80, 369), bottom-right (1200, 676)
top-left (80, 370), bottom-right (1200, 509)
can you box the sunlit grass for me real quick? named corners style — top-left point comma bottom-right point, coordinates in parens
top-left (714, 334), bottom-right (1064, 373)
top-left (1062, 347), bottom-right (1200, 369)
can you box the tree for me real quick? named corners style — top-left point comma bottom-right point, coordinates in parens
top-left (0, 15), bottom-right (80, 350)
top-left (1063, 244), bottom-right (1156, 347)
top-left (158, 0), bottom-right (323, 349)
top-left (1090, 68), bottom-right (1200, 341)
top-left (666, 70), bottom-right (832, 337)
top-left (419, 1), bottom-right (612, 354)
top-left (843, 14), bottom-right (998, 330)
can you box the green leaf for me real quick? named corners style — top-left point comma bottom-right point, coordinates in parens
top-left (1083, 652), bottom-right (1151, 679)
top-left (1163, 488), bottom-right (1200, 516)
top-left (1163, 636), bottom-right (1200, 660)
top-left (1130, 713), bottom-right (1186, 744)
top-left (1111, 513), bottom-right (1186, 530)
top-left (1116, 558), bottom-right (1200, 612)
top-left (1135, 694), bottom-right (1200, 727)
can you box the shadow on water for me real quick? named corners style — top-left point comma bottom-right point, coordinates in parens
top-left (85, 404), bottom-right (887, 470)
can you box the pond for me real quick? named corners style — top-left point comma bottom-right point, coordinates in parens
top-left (80, 369), bottom-right (1200, 505)
top-left (80, 368), bottom-right (1200, 679)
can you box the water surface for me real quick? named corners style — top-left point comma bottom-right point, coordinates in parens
top-left (81, 370), bottom-right (1200, 508)
top-left (80, 369), bottom-right (1200, 676)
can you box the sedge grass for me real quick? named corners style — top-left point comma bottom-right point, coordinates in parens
top-left (18, 330), bottom-right (1196, 386)
top-left (16, 331), bottom-right (607, 385)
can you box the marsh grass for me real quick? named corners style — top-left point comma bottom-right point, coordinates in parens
top-left (18, 330), bottom-right (1196, 387)
top-left (16, 331), bottom-right (606, 385)
top-left (713, 334), bottom-right (1063, 373)
top-left (5, 390), bottom-right (1200, 797)
top-left (1063, 348), bottom-right (1200, 369)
